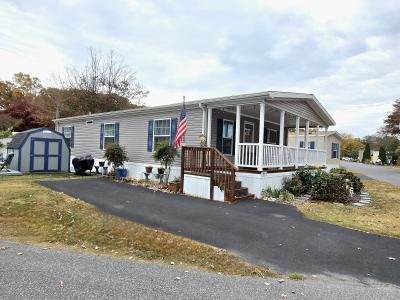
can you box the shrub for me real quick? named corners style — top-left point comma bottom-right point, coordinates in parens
top-left (279, 190), bottom-right (295, 202)
top-left (153, 142), bottom-right (178, 184)
top-left (310, 171), bottom-right (350, 203)
top-left (104, 144), bottom-right (128, 168)
top-left (282, 175), bottom-right (304, 196)
top-left (261, 187), bottom-right (281, 198)
top-left (294, 167), bottom-right (315, 193)
top-left (330, 167), bottom-right (363, 193)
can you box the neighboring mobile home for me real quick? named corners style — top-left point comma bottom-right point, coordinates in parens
top-left (54, 91), bottom-right (336, 201)
top-left (287, 130), bottom-right (342, 168)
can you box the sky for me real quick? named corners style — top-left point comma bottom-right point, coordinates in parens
top-left (0, 0), bottom-right (399, 137)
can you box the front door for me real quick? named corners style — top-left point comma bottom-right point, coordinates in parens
top-left (243, 121), bottom-right (255, 143)
top-left (30, 138), bottom-right (62, 172)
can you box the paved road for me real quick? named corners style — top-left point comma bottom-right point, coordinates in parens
top-left (41, 179), bottom-right (400, 286)
top-left (340, 161), bottom-right (400, 185)
top-left (1, 240), bottom-right (399, 300)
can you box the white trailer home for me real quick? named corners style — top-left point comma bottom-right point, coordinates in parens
top-left (54, 91), bottom-right (336, 201)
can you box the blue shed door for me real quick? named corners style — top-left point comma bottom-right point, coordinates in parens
top-left (30, 138), bottom-right (62, 172)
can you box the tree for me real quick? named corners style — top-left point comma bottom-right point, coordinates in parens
top-left (6, 100), bottom-right (52, 131)
top-left (362, 143), bottom-right (371, 163)
top-left (59, 48), bottom-right (148, 115)
top-left (378, 146), bottom-right (387, 165)
top-left (383, 98), bottom-right (400, 136)
top-left (153, 142), bottom-right (178, 184)
top-left (340, 133), bottom-right (364, 159)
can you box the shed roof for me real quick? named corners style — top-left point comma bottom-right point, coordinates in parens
top-left (7, 128), bottom-right (40, 149)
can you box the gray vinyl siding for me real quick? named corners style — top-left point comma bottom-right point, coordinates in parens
top-left (57, 105), bottom-right (203, 166)
top-left (269, 100), bottom-right (326, 126)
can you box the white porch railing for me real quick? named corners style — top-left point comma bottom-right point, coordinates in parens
top-left (237, 143), bottom-right (326, 169)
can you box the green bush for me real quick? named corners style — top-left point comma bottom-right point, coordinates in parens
top-left (279, 190), bottom-right (295, 202)
top-left (294, 167), bottom-right (315, 193)
top-left (310, 171), bottom-right (350, 203)
top-left (330, 167), bottom-right (363, 193)
top-left (261, 187), bottom-right (282, 198)
top-left (282, 175), bottom-right (304, 196)
top-left (104, 144), bottom-right (128, 168)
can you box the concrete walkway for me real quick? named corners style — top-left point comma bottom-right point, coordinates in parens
top-left (340, 161), bottom-right (400, 185)
top-left (1, 240), bottom-right (399, 299)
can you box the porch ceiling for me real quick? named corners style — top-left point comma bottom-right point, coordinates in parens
top-left (225, 104), bottom-right (314, 127)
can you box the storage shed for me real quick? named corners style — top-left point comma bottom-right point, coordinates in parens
top-left (7, 128), bottom-right (70, 172)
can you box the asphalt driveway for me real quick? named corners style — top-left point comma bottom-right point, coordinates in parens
top-left (341, 161), bottom-right (400, 185)
top-left (41, 178), bottom-right (400, 285)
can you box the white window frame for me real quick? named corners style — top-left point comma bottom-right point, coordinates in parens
top-left (222, 119), bottom-right (234, 155)
top-left (267, 129), bottom-right (278, 144)
top-left (332, 143), bottom-right (339, 159)
top-left (103, 122), bottom-right (116, 150)
top-left (243, 121), bottom-right (255, 143)
top-left (153, 118), bottom-right (172, 151)
top-left (63, 126), bottom-right (73, 147)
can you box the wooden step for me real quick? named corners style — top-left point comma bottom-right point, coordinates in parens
top-left (235, 187), bottom-right (248, 196)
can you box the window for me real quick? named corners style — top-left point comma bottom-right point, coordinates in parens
top-left (267, 129), bottom-right (277, 144)
top-left (153, 119), bottom-right (171, 150)
top-left (332, 143), bottom-right (339, 159)
top-left (222, 120), bottom-right (234, 155)
top-left (63, 126), bottom-right (73, 147)
top-left (308, 141), bottom-right (315, 149)
top-left (103, 123), bottom-right (115, 148)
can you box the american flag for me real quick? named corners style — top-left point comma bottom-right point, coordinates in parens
top-left (174, 98), bottom-right (188, 148)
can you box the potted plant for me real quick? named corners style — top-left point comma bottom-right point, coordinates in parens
top-left (153, 141), bottom-right (178, 185)
top-left (104, 143), bottom-right (128, 178)
top-left (145, 166), bottom-right (153, 174)
top-left (158, 167), bottom-right (165, 175)
top-left (168, 177), bottom-right (181, 193)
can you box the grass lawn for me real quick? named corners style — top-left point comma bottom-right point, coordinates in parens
top-left (298, 180), bottom-right (400, 238)
top-left (0, 173), bottom-right (274, 278)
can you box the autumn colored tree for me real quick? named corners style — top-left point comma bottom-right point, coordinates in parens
top-left (383, 98), bottom-right (400, 136)
top-left (340, 133), bottom-right (364, 159)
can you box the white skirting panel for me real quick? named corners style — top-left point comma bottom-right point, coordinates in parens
top-left (183, 174), bottom-right (224, 201)
top-left (236, 171), bottom-right (295, 198)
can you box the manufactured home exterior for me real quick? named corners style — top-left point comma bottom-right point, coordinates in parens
top-left (54, 91), bottom-right (336, 199)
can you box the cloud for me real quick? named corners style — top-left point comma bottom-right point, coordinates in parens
top-left (0, 0), bottom-right (399, 137)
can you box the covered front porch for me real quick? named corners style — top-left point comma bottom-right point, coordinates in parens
top-left (200, 98), bottom-right (329, 171)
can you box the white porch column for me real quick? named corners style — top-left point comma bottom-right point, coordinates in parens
top-left (201, 106), bottom-right (207, 135)
top-left (295, 116), bottom-right (300, 167)
top-left (305, 120), bottom-right (310, 165)
top-left (315, 124), bottom-right (320, 150)
top-left (235, 105), bottom-right (241, 166)
top-left (207, 108), bottom-right (213, 147)
top-left (324, 126), bottom-right (328, 165)
top-left (279, 110), bottom-right (285, 169)
top-left (258, 102), bottom-right (265, 171)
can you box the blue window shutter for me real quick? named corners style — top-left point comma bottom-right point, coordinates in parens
top-left (170, 118), bottom-right (178, 145)
top-left (71, 126), bottom-right (74, 148)
top-left (115, 122), bottom-right (120, 145)
top-left (100, 123), bottom-right (104, 149)
top-left (216, 118), bottom-right (223, 151)
top-left (147, 120), bottom-right (154, 152)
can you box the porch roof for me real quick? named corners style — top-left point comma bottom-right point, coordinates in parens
top-left (53, 90), bottom-right (335, 127)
